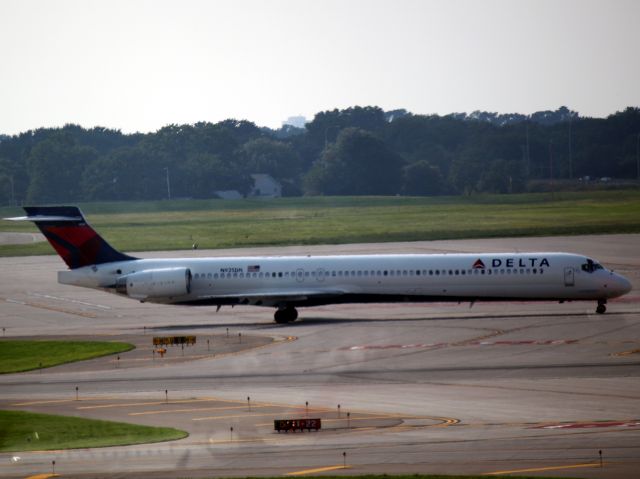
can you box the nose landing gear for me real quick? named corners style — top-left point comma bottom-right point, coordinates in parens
top-left (596, 299), bottom-right (607, 314)
top-left (274, 306), bottom-right (298, 324)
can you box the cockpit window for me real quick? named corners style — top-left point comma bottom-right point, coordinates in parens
top-left (581, 259), bottom-right (604, 273)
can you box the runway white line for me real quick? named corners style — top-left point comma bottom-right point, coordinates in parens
top-left (29, 292), bottom-right (112, 310)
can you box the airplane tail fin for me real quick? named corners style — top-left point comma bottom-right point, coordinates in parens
top-left (5, 206), bottom-right (136, 269)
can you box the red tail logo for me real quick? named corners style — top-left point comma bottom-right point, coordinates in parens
top-left (472, 259), bottom-right (485, 269)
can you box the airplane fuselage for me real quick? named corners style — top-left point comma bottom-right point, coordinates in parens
top-left (58, 252), bottom-right (631, 310)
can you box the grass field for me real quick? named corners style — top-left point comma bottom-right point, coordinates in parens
top-left (0, 410), bottom-right (187, 451)
top-left (1, 190), bottom-right (639, 256)
top-left (0, 340), bottom-right (134, 374)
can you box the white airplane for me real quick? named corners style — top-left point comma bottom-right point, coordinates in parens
top-left (6, 206), bottom-right (632, 323)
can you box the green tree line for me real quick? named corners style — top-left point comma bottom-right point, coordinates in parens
top-left (0, 106), bottom-right (639, 204)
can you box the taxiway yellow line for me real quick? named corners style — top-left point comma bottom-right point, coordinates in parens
top-left (612, 348), bottom-right (640, 357)
top-left (12, 397), bottom-right (116, 406)
top-left (286, 465), bottom-right (350, 476)
top-left (483, 462), bottom-right (604, 475)
top-left (129, 404), bottom-right (272, 416)
top-left (24, 474), bottom-right (60, 479)
top-left (77, 397), bottom-right (236, 410)
top-left (193, 412), bottom-right (277, 421)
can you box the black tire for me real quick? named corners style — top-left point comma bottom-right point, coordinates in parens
top-left (596, 304), bottom-right (606, 314)
top-left (274, 309), bottom-right (289, 323)
top-left (274, 306), bottom-right (298, 323)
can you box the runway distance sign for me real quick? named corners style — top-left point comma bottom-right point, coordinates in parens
top-left (274, 418), bottom-right (321, 432)
top-left (153, 336), bottom-right (196, 346)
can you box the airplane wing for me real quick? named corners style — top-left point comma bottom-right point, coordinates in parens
top-left (189, 288), bottom-right (348, 307)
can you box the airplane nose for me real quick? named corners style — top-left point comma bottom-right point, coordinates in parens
top-left (612, 274), bottom-right (632, 297)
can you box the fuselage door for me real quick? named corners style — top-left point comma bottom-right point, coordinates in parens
top-left (564, 267), bottom-right (575, 287)
top-left (296, 268), bottom-right (305, 283)
top-left (316, 268), bottom-right (325, 282)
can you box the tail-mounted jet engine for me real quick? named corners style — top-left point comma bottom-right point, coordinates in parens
top-left (115, 267), bottom-right (192, 300)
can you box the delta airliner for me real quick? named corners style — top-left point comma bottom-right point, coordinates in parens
top-left (6, 206), bottom-right (632, 323)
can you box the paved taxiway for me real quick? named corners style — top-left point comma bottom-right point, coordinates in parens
top-left (1, 234), bottom-right (639, 478)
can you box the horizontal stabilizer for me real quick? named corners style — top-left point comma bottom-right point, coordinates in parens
top-left (5, 214), bottom-right (83, 222)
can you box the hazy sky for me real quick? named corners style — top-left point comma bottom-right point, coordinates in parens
top-left (1, 0), bottom-right (639, 135)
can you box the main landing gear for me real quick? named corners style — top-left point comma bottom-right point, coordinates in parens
top-left (274, 306), bottom-right (298, 324)
top-left (596, 299), bottom-right (607, 314)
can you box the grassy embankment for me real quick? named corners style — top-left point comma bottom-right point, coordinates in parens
top-left (1, 190), bottom-right (639, 257)
top-left (0, 410), bottom-right (187, 452)
top-left (0, 340), bottom-right (134, 374)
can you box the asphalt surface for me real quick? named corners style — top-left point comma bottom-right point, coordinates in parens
top-left (1, 234), bottom-right (639, 479)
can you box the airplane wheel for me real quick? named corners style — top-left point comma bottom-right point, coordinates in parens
top-left (596, 304), bottom-right (606, 314)
top-left (274, 309), bottom-right (288, 324)
top-left (274, 307), bottom-right (298, 324)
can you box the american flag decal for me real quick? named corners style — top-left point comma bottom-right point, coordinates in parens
top-left (248, 265), bottom-right (260, 273)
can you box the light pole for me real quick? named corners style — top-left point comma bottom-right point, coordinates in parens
top-left (636, 133), bottom-right (639, 181)
top-left (9, 175), bottom-right (15, 206)
top-left (568, 118), bottom-right (573, 180)
top-left (164, 167), bottom-right (171, 200)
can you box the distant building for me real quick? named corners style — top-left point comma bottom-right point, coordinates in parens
top-left (282, 116), bottom-right (307, 129)
top-left (250, 174), bottom-right (282, 198)
top-left (213, 190), bottom-right (243, 200)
